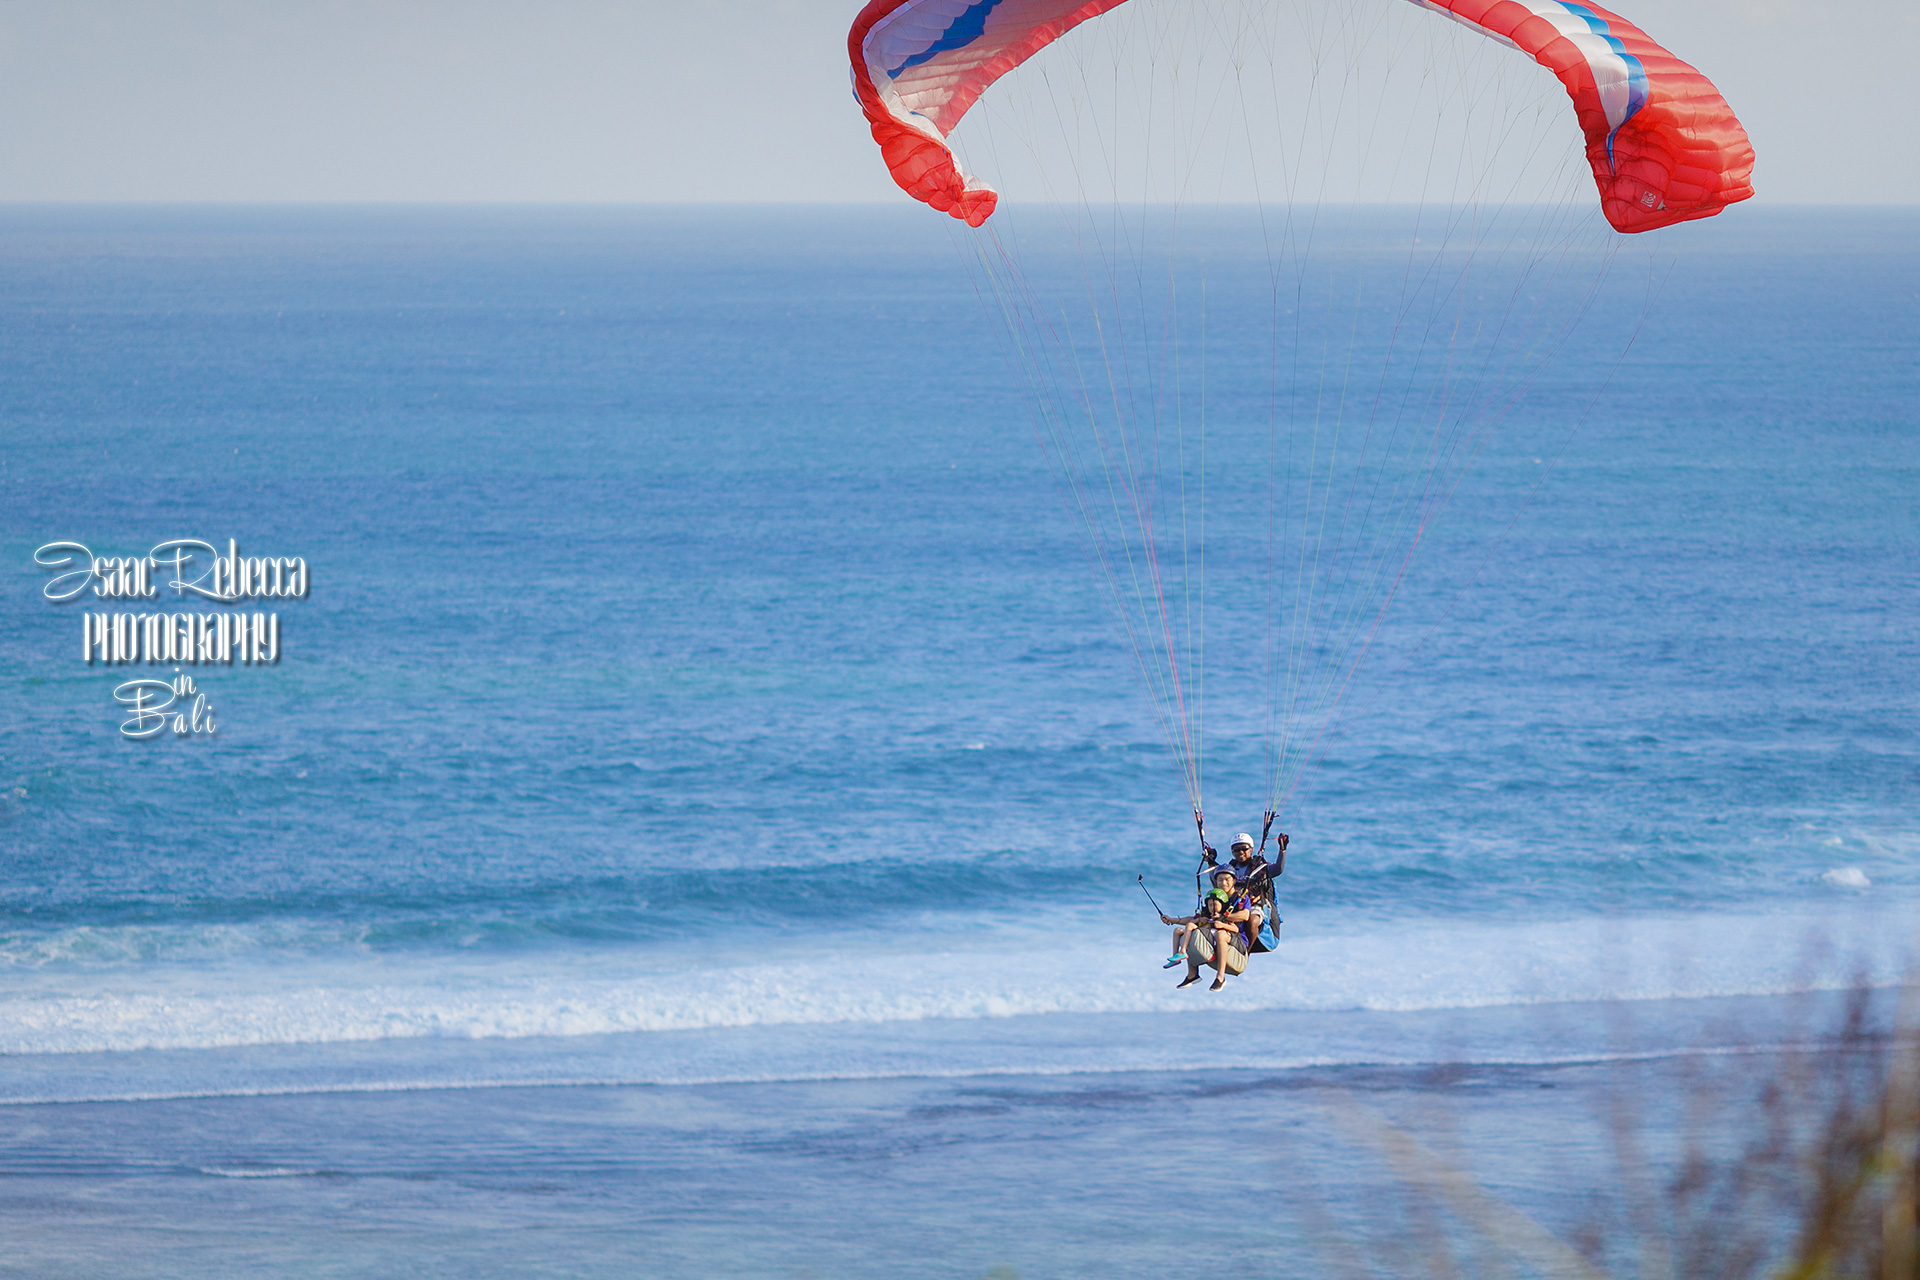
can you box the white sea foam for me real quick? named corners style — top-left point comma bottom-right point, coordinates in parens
top-left (0, 901), bottom-right (1908, 1058)
top-left (0, 920), bottom-right (347, 969)
top-left (1821, 866), bottom-right (1871, 889)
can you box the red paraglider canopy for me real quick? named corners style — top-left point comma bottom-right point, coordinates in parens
top-left (848, 0), bottom-right (1753, 232)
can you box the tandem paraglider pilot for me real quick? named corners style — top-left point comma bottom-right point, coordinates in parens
top-left (1143, 828), bottom-right (1286, 991)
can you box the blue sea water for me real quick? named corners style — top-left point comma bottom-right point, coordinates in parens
top-left (0, 204), bottom-right (1915, 1277)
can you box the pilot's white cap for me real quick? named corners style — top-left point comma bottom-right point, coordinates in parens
top-left (1231, 833), bottom-right (1255, 850)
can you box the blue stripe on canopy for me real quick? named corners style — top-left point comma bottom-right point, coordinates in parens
top-left (1560, 0), bottom-right (1650, 168)
top-left (1562, 2), bottom-right (1649, 123)
top-left (886, 0), bottom-right (1006, 79)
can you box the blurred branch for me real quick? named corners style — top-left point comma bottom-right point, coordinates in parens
top-left (1327, 1095), bottom-right (1615, 1280)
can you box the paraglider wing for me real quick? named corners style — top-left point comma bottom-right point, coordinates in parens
top-left (847, 0), bottom-right (1127, 227)
top-left (1412, 0), bottom-right (1754, 231)
top-left (847, 0), bottom-right (1753, 233)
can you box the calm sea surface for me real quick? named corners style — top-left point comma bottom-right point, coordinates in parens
top-left (0, 205), bottom-right (1914, 1277)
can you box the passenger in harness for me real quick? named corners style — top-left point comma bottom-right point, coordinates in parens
top-left (1159, 867), bottom-right (1251, 991)
top-left (1163, 879), bottom-right (1228, 967)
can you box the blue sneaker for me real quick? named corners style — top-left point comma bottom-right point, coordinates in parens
top-left (1162, 955), bottom-right (1184, 969)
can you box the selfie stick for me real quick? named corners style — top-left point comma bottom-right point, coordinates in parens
top-left (1137, 875), bottom-right (1170, 918)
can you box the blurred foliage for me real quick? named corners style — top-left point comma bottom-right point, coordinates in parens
top-left (1322, 986), bottom-right (1920, 1280)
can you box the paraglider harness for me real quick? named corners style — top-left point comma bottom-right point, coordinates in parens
top-left (1193, 810), bottom-right (1288, 955)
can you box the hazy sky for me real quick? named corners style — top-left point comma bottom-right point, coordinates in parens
top-left (0, 0), bottom-right (1911, 204)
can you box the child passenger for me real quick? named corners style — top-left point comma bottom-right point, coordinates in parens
top-left (1160, 868), bottom-right (1250, 989)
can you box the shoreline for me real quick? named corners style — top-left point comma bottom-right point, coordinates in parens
top-left (0, 984), bottom-right (1894, 1107)
top-left (2, 1016), bottom-right (1875, 1280)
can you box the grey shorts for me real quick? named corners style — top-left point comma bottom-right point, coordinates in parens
top-left (1185, 926), bottom-right (1249, 975)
